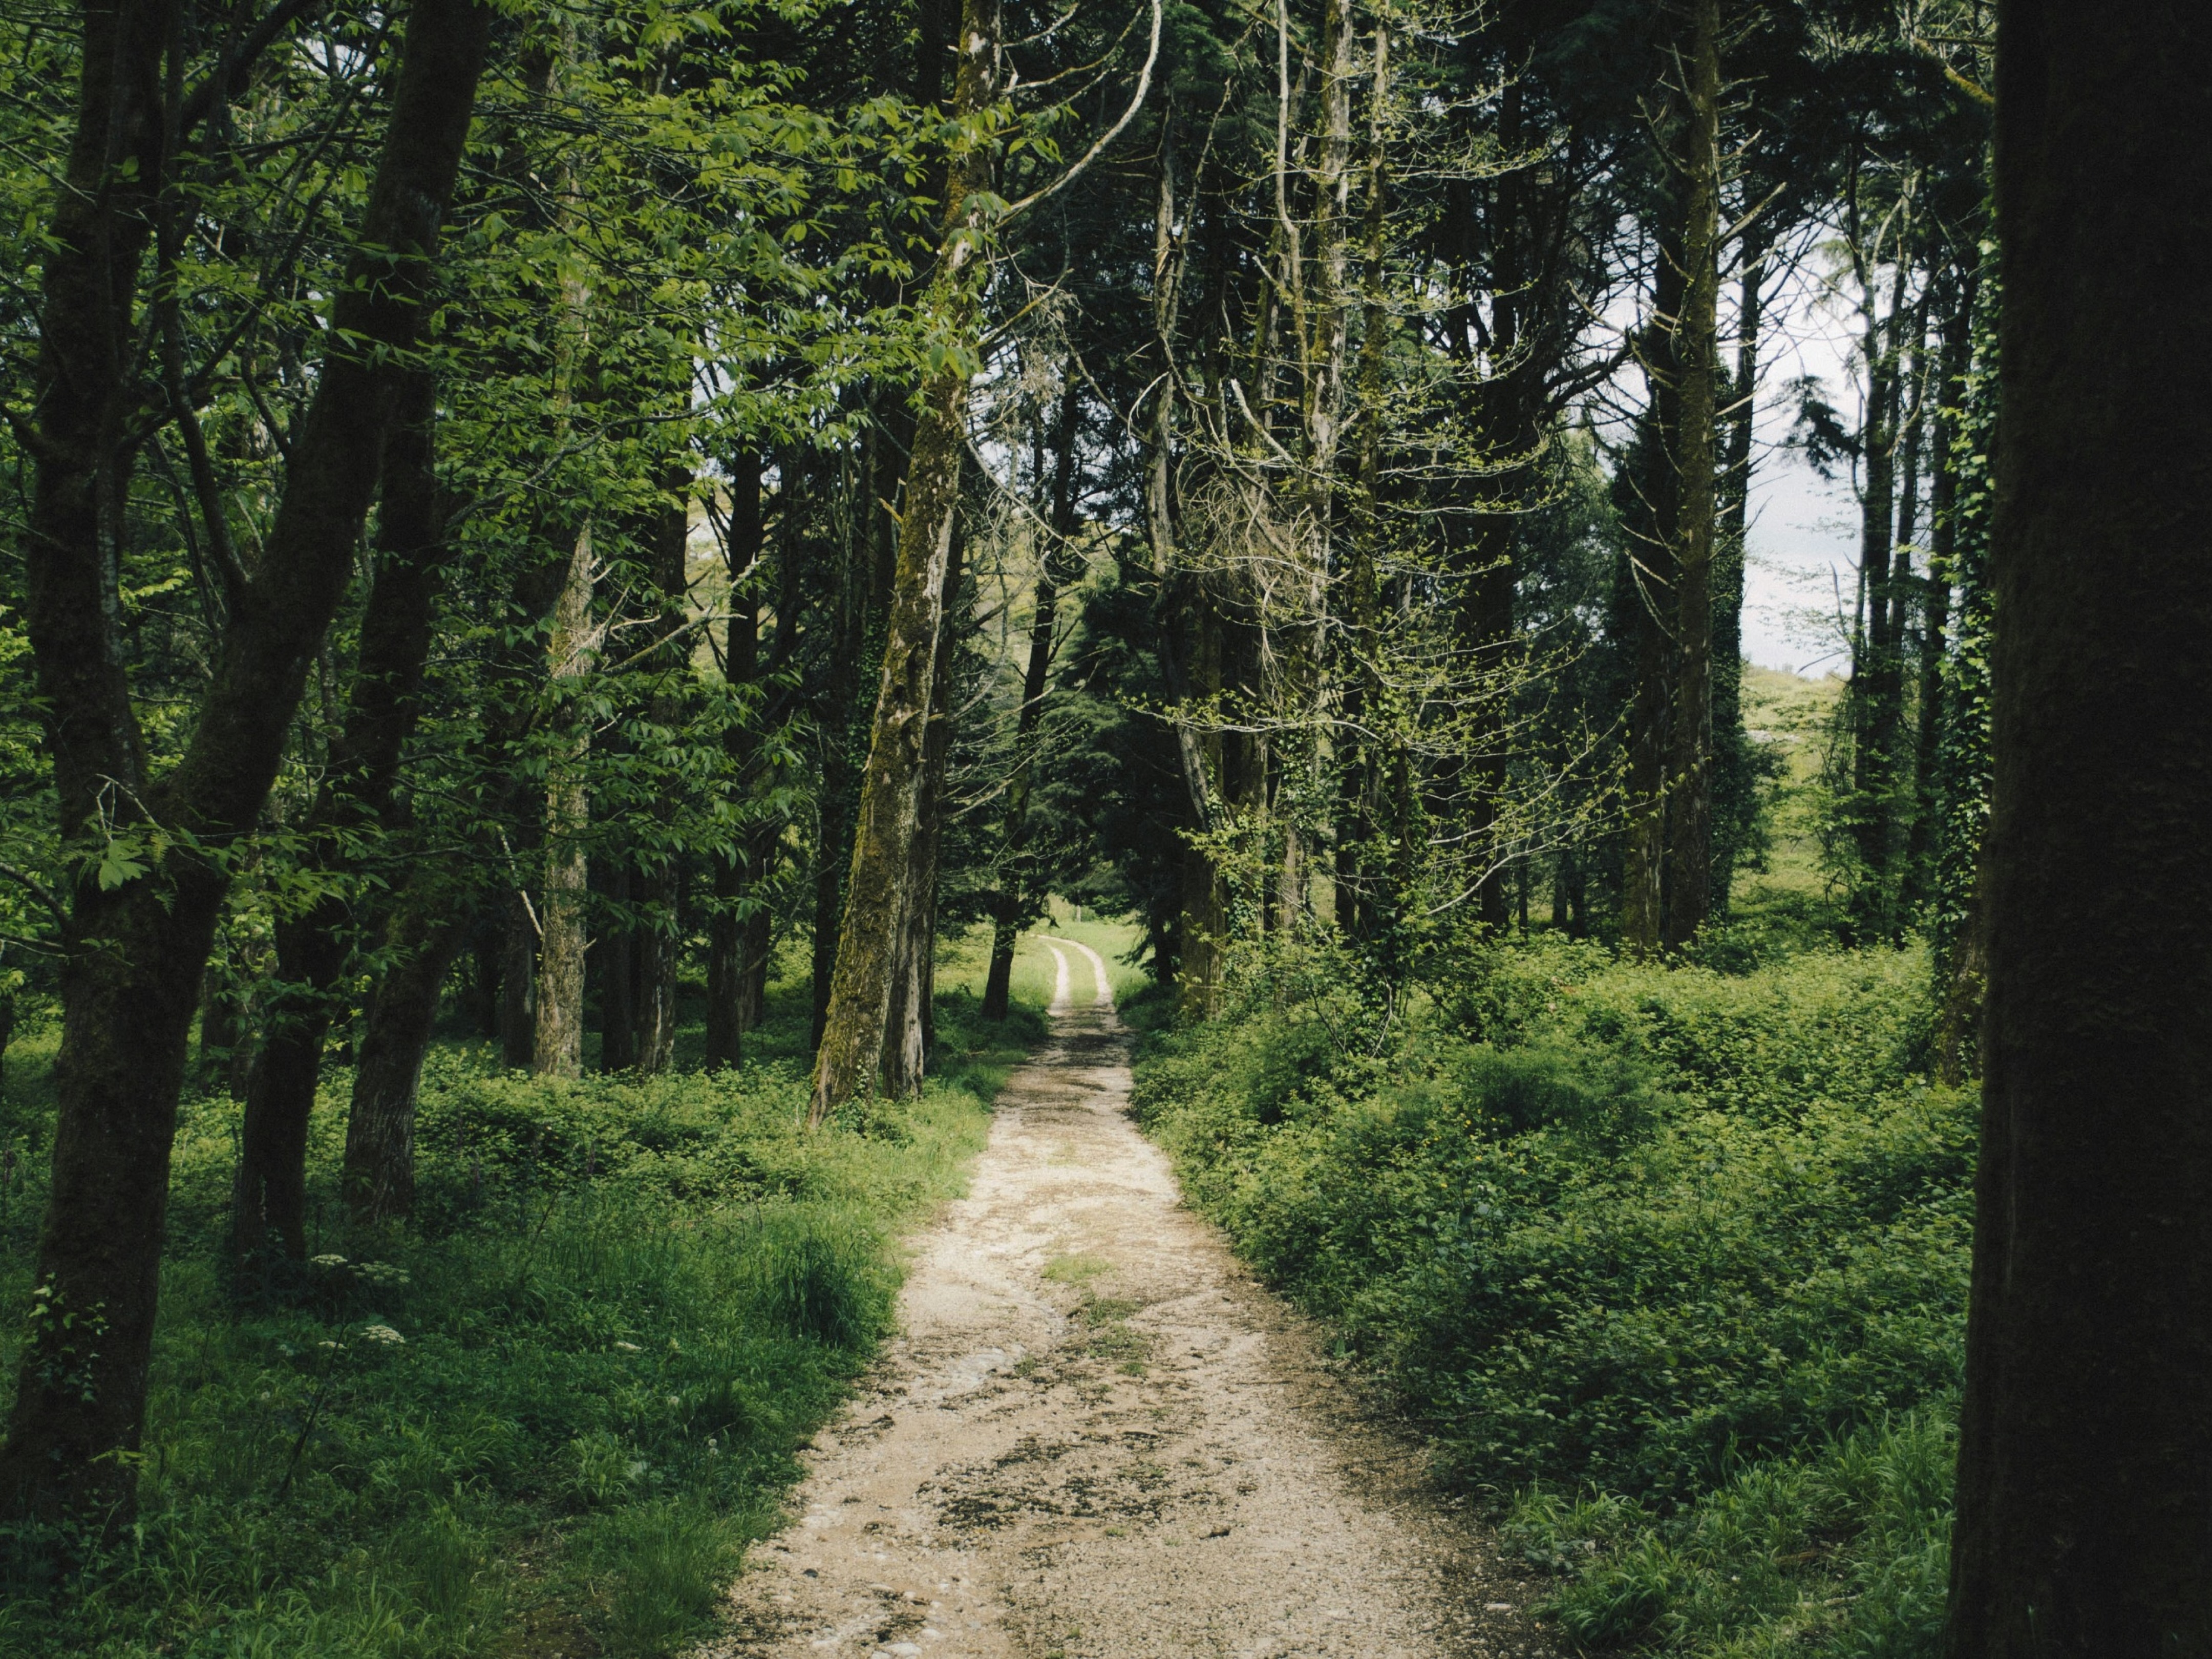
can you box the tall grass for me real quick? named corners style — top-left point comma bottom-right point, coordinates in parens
top-left (0, 979), bottom-right (1042, 1658)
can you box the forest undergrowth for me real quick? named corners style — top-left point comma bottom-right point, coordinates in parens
top-left (0, 980), bottom-right (1043, 1659)
top-left (1131, 926), bottom-right (1970, 1657)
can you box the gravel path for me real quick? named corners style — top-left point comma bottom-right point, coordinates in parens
top-left (714, 943), bottom-right (1559, 1659)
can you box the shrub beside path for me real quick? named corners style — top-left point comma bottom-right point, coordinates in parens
top-left (714, 941), bottom-right (1558, 1659)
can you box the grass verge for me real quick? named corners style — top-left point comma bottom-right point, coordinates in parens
top-left (0, 981), bottom-right (1044, 1658)
top-left (1130, 932), bottom-right (1967, 1657)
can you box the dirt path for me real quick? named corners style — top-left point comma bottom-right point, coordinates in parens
top-left (715, 945), bottom-right (1558, 1659)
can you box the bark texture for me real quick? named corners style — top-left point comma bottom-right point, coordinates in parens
top-left (1942, 4), bottom-right (2212, 1651)
top-left (1, 0), bottom-right (488, 1529)
top-left (341, 900), bottom-right (468, 1224)
top-left (533, 528), bottom-right (596, 1078)
top-left (882, 512), bottom-right (965, 1094)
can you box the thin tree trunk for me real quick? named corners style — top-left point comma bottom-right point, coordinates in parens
top-left (533, 528), bottom-right (596, 1078)
top-left (0, 0), bottom-right (488, 1530)
top-left (1662, 0), bottom-right (1721, 951)
top-left (1904, 269), bottom-right (1973, 912)
top-left (808, 0), bottom-right (999, 1125)
top-left (1943, 5), bottom-right (2212, 1649)
top-left (982, 386), bottom-right (1078, 1020)
top-left (1849, 249), bottom-right (1906, 927)
top-left (499, 887), bottom-right (536, 1067)
top-left (342, 899), bottom-right (468, 1224)
top-left (1459, 80), bottom-right (1529, 935)
top-left (597, 857), bottom-right (637, 1071)
top-left (1710, 244), bottom-right (1765, 909)
top-left (707, 452), bottom-right (765, 1067)
top-left (1337, 20), bottom-right (1388, 942)
top-left (735, 473), bottom-right (799, 1037)
top-left (232, 367), bottom-right (448, 1271)
top-left (1621, 206), bottom-right (1688, 955)
top-left (1138, 116), bottom-right (1224, 1011)
top-left (633, 482), bottom-right (691, 1075)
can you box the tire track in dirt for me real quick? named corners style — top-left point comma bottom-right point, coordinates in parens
top-left (713, 945), bottom-right (1560, 1659)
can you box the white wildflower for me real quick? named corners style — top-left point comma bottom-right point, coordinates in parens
top-left (359, 1324), bottom-right (407, 1346)
top-left (309, 1253), bottom-right (349, 1268)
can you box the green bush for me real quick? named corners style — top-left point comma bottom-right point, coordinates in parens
top-left (1134, 937), bottom-right (1967, 1656)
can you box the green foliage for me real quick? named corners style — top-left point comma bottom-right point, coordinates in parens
top-left (1507, 1412), bottom-right (1955, 1657)
top-left (1132, 934), bottom-right (1967, 1655)
top-left (0, 982), bottom-right (1033, 1657)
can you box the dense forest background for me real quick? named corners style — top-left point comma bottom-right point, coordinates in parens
top-left (1, 0), bottom-right (2201, 1653)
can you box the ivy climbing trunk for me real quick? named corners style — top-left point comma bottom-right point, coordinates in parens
top-left (1942, 2), bottom-right (2212, 1651)
top-left (808, 0), bottom-right (998, 1126)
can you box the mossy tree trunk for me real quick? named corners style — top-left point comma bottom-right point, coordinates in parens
top-left (1661, 0), bottom-right (1720, 951)
top-left (533, 527), bottom-right (598, 1079)
top-left (883, 514), bottom-right (966, 1093)
top-left (808, 0), bottom-right (999, 1126)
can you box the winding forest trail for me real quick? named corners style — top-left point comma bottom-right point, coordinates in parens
top-left (715, 943), bottom-right (1558, 1659)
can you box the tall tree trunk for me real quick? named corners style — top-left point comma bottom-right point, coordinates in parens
top-left (1904, 269), bottom-right (1974, 912)
top-left (883, 515), bottom-right (966, 1093)
top-left (0, 0), bottom-right (488, 1530)
top-left (498, 887), bottom-right (536, 1066)
top-left (707, 452), bottom-right (765, 1067)
top-left (232, 367), bottom-right (449, 1272)
top-left (1661, 0), bottom-right (1721, 951)
top-left (1710, 245), bottom-right (1766, 910)
top-left (1138, 113), bottom-right (1224, 1011)
top-left (1621, 207), bottom-right (1688, 955)
top-left (533, 528), bottom-right (597, 1078)
top-left (597, 856), bottom-right (637, 1071)
top-left (632, 481), bottom-right (691, 1075)
top-left (811, 441), bottom-right (873, 1050)
top-left (1943, 5), bottom-right (2212, 1650)
top-left (809, 0), bottom-right (999, 1125)
top-left (1336, 19), bottom-right (1389, 943)
top-left (1848, 248), bottom-right (1907, 931)
top-left (982, 386), bottom-right (1078, 1020)
top-left (1459, 81), bottom-right (1529, 934)
top-left (1177, 605), bottom-right (1227, 1014)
